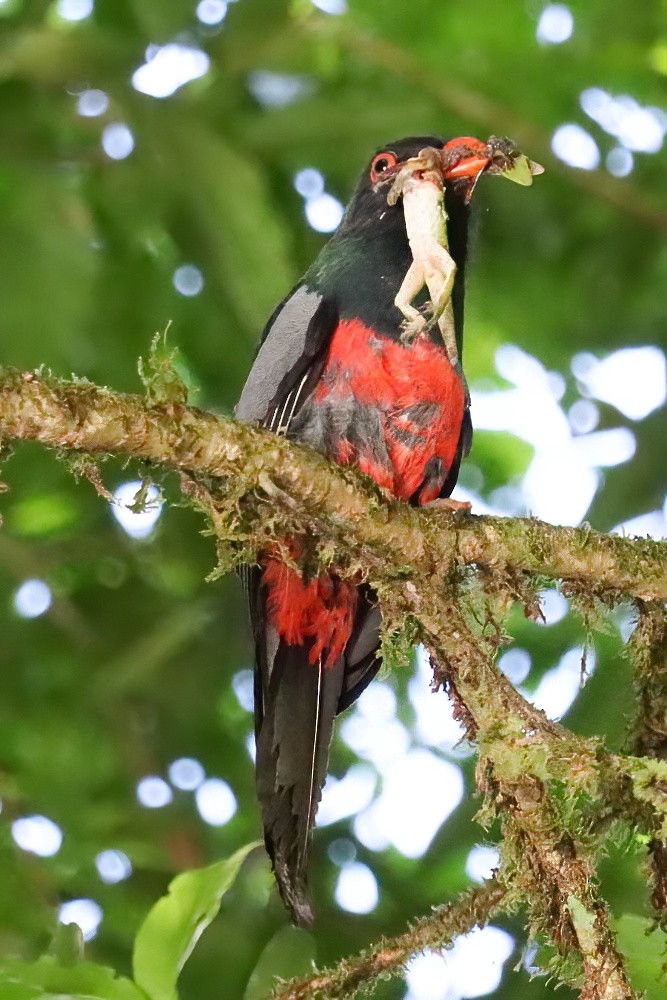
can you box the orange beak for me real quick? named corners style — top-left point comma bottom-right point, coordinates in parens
top-left (441, 137), bottom-right (492, 203)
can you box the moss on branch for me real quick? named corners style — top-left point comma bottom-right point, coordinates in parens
top-left (272, 880), bottom-right (507, 1000)
top-left (0, 367), bottom-right (663, 602)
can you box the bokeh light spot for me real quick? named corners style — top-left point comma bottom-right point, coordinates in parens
top-left (573, 346), bottom-right (666, 420)
top-left (59, 899), bottom-right (103, 941)
top-left (12, 815), bottom-right (63, 857)
top-left (341, 706), bottom-right (409, 768)
top-left (568, 399), bottom-right (599, 434)
top-left (335, 862), bottom-right (378, 913)
top-left (311, 0), bottom-right (347, 12)
top-left (173, 264), bottom-right (204, 296)
top-left (102, 122), bottom-right (134, 160)
top-left (13, 579), bottom-right (52, 619)
top-left (354, 750), bottom-right (463, 858)
top-left (527, 646), bottom-right (595, 719)
top-left (328, 837), bottom-right (357, 866)
top-left (410, 646), bottom-right (470, 753)
top-left (294, 167), bottom-right (325, 199)
top-left (606, 147), bottom-right (634, 177)
top-left (196, 0), bottom-right (227, 25)
top-left (305, 193), bottom-right (344, 232)
top-left (355, 682), bottom-right (397, 721)
top-left (572, 427), bottom-right (636, 468)
top-left (551, 124), bottom-right (600, 169)
top-left (96, 849), bottom-right (132, 884)
top-left (465, 844), bottom-right (500, 883)
top-left (232, 669), bottom-right (254, 712)
top-left (498, 648), bottom-right (531, 685)
top-left (137, 776), bottom-right (173, 808)
top-left (132, 45), bottom-right (210, 99)
top-left (77, 89), bottom-right (109, 117)
top-left (247, 70), bottom-right (312, 108)
top-left (317, 764), bottom-right (376, 826)
top-left (405, 926), bottom-right (514, 1000)
top-left (169, 757), bottom-right (205, 790)
top-left (536, 589), bottom-right (569, 626)
top-left (56, 0), bottom-right (93, 21)
top-left (111, 481), bottom-right (163, 540)
top-left (195, 777), bottom-right (237, 826)
top-left (536, 4), bottom-right (574, 45)
top-left (613, 506), bottom-right (667, 540)
top-left (580, 88), bottom-right (665, 153)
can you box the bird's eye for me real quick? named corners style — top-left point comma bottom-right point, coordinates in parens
top-left (370, 151), bottom-right (397, 182)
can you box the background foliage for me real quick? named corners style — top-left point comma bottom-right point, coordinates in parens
top-left (0, 0), bottom-right (665, 998)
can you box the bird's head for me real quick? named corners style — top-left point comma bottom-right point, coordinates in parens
top-left (339, 136), bottom-right (449, 235)
top-left (338, 134), bottom-right (543, 234)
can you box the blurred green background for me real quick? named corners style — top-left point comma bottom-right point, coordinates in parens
top-left (0, 0), bottom-right (665, 997)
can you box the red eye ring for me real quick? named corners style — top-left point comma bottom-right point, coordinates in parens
top-left (370, 151), bottom-right (398, 183)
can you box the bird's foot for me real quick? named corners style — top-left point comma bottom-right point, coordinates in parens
top-left (423, 497), bottom-right (472, 514)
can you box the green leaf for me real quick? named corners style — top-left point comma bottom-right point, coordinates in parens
top-left (0, 955), bottom-right (146, 1000)
top-left (613, 914), bottom-right (667, 1000)
top-left (132, 842), bottom-right (260, 1000)
top-left (243, 925), bottom-right (315, 1000)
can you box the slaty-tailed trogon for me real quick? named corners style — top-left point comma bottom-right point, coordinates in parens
top-left (237, 136), bottom-right (493, 924)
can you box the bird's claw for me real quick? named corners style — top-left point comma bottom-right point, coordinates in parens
top-left (423, 497), bottom-right (472, 514)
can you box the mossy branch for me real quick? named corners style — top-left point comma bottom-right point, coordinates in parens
top-left (0, 367), bottom-right (663, 602)
top-left (0, 365), bottom-right (665, 999)
top-left (272, 879), bottom-right (507, 1000)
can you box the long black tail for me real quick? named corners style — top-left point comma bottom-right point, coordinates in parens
top-left (255, 644), bottom-right (345, 925)
top-left (247, 568), bottom-right (381, 923)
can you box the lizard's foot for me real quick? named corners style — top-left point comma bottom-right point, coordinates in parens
top-left (423, 497), bottom-right (472, 514)
top-left (399, 314), bottom-right (428, 344)
top-left (418, 300), bottom-right (439, 327)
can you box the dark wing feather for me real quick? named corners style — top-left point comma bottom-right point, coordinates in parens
top-left (440, 406), bottom-right (472, 499)
top-left (236, 283), bottom-right (338, 433)
top-left (337, 587), bottom-right (381, 714)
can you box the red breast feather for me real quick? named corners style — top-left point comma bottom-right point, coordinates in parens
top-left (314, 318), bottom-right (466, 501)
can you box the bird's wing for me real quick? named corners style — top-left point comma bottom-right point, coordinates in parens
top-left (440, 405), bottom-right (472, 498)
top-left (236, 282), bottom-right (338, 434)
